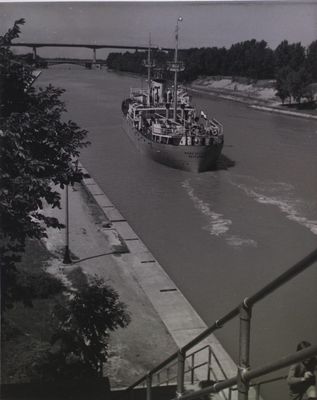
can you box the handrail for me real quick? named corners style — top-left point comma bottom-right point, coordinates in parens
top-left (128, 345), bottom-right (212, 390)
top-left (158, 361), bottom-right (209, 387)
top-left (124, 247), bottom-right (317, 399)
top-left (153, 345), bottom-right (212, 387)
top-left (210, 346), bottom-right (229, 381)
top-left (127, 352), bottom-right (179, 390)
top-left (183, 307), bottom-right (240, 353)
top-left (172, 346), bottom-right (317, 400)
top-left (249, 375), bottom-right (287, 400)
top-left (250, 374), bottom-right (287, 388)
top-left (229, 374), bottom-right (287, 392)
top-left (245, 248), bottom-right (317, 308)
top-left (244, 344), bottom-right (317, 382)
top-left (187, 344), bottom-right (210, 358)
top-left (183, 247), bottom-right (317, 353)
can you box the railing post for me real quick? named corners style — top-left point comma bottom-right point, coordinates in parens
top-left (177, 349), bottom-right (186, 397)
top-left (32, 46), bottom-right (37, 60)
top-left (191, 353), bottom-right (195, 384)
top-left (130, 388), bottom-right (134, 400)
top-left (207, 346), bottom-right (212, 381)
top-left (238, 300), bottom-right (252, 400)
top-left (255, 384), bottom-right (260, 400)
top-left (146, 374), bottom-right (152, 400)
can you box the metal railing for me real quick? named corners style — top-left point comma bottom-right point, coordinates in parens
top-left (124, 248), bottom-right (317, 400)
top-left (150, 344), bottom-right (229, 388)
top-left (228, 375), bottom-right (288, 400)
top-left (152, 345), bottom-right (212, 387)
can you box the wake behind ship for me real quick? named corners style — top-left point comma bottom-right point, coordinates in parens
top-left (122, 19), bottom-right (224, 173)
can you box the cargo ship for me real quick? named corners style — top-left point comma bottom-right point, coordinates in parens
top-left (121, 19), bottom-right (224, 172)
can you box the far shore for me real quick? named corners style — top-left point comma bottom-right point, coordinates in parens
top-left (47, 66), bottom-right (317, 120)
top-left (188, 76), bottom-right (317, 120)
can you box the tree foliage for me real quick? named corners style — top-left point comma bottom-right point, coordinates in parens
top-left (275, 66), bottom-right (293, 104)
top-left (107, 38), bottom-right (316, 105)
top-left (1, 21), bottom-right (131, 384)
top-left (288, 67), bottom-right (313, 104)
top-left (274, 40), bottom-right (306, 73)
top-left (306, 40), bottom-right (317, 82)
top-left (0, 20), bottom-right (89, 309)
top-left (35, 277), bottom-right (131, 380)
top-left (107, 39), bottom-right (276, 81)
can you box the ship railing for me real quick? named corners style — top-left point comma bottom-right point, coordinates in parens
top-left (122, 248), bottom-right (317, 400)
top-left (152, 125), bottom-right (188, 136)
top-left (151, 125), bottom-right (223, 139)
top-left (130, 88), bottom-right (148, 97)
top-left (209, 118), bottom-right (223, 129)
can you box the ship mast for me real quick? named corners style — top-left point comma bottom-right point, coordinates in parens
top-left (172, 17), bottom-right (183, 121)
top-left (147, 34), bottom-right (151, 106)
top-left (143, 33), bottom-right (155, 107)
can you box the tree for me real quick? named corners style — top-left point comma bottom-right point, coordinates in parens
top-left (40, 277), bottom-right (131, 380)
top-left (0, 20), bottom-right (89, 309)
top-left (274, 40), bottom-right (306, 73)
top-left (306, 40), bottom-right (317, 81)
top-left (288, 67), bottom-right (312, 104)
top-left (275, 66), bottom-right (292, 104)
top-left (275, 66), bottom-right (312, 105)
top-left (1, 22), bottom-right (131, 385)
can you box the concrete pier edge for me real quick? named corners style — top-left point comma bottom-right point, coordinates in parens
top-left (78, 162), bottom-right (239, 392)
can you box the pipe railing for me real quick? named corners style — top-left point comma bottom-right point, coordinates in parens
top-left (153, 344), bottom-right (212, 386)
top-left (250, 375), bottom-right (287, 400)
top-left (124, 248), bottom-right (317, 400)
top-left (228, 375), bottom-right (287, 400)
top-left (173, 345), bottom-right (317, 400)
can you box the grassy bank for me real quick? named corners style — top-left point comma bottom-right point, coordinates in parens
top-left (1, 239), bottom-right (62, 383)
top-left (189, 76), bottom-right (317, 116)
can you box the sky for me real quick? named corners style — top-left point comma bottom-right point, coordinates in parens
top-left (0, 1), bottom-right (316, 59)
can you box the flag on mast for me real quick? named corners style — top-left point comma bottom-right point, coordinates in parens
top-left (200, 110), bottom-right (207, 120)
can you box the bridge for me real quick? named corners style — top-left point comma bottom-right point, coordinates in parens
top-left (43, 58), bottom-right (108, 68)
top-left (9, 42), bottom-right (173, 64)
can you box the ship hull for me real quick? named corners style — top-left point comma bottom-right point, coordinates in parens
top-left (122, 117), bottom-right (223, 172)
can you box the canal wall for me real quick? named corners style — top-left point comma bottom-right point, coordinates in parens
top-left (78, 161), bottom-right (243, 398)
top-left (250, 104), bottom-right (317, 119)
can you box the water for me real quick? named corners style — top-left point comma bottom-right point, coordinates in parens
top-left (38, 66), bottom-right (317, 397)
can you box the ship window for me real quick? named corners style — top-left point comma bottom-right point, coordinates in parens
top-left (161, 137), bottom-right (169, 144)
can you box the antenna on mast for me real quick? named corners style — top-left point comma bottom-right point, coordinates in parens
top-left (167, 17), bottom-right (184, 121)
top-left (143, 33), bottom-right (155, 106)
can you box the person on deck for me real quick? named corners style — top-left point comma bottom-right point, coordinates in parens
top-left (287, 341), bottom-right (317, 400)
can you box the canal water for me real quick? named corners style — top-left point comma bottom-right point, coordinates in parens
top-left (38, 66), bottom-right (317, 397)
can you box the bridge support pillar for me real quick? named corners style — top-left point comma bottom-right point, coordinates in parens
top-left (92, 48), bottom-right (97, 63)
top-left (32, 46), bottom-right (37, 60)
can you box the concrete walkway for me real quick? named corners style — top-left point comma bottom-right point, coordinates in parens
top-left (43, 163), bottom-right (242, 399)
top-left (44, 183), bottom-right (178, 389)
